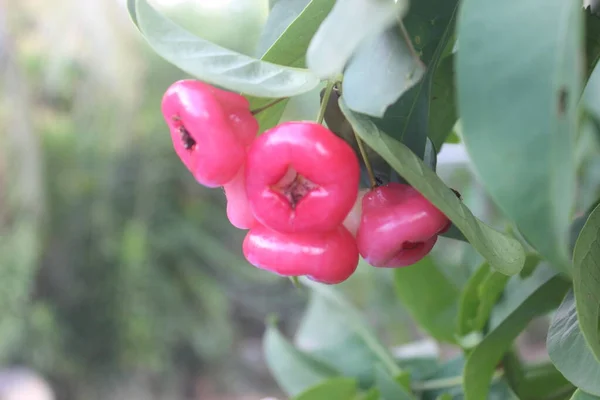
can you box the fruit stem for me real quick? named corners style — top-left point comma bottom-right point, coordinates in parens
top-left (289, 276), bottom-right (301, 288)
top-left (251, 98), bottom-right (288, 115)
top-left (397, 19), bottom-right (425, 78)
top-left (316, 80), bottom-right (336, 125)
top-left (354, 131), bottom-right (378, 189)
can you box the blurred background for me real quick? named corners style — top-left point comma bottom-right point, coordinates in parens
top-left (2, 1), bottom-right (596, 399)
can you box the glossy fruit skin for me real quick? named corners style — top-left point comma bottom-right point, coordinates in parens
top-left (357, 183), bottom-right (451, 268)
top-left (245, 121), bottom-right (360, 234)
top-left (223, 166), bottom-right (256, 230)
top-left (243, 224), bottom-right (359, 284)
top-left (161, 80), bottom-right (258, 187)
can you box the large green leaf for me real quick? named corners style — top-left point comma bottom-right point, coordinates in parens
top-left (457, 255), bottom-right (541, 342)
top-left (263, 322), bottom-right (339, 396)
top-left (293, 378), bottom-right (358, 400)
top-left (339, 100), bottom-right (526, 276)
top-left (429, 54), bottom-right (457, 151)
top-left (573, 202), bottom-right (600, 364)
top-left (133, 0), bottom-right (319, 98)
top-left (246, 0), bottom-right (335, 132)
top-left (456, 262), bottom-right (509, 340)
top-left (306, 0), bottom-right (408, 79)
top-left (343, 26), bottom-right (425, 118)
top-left (394, 256), bottom-right (459, 343)
top-left (548, 290), bottom-right (600, 396)
top-left (295, 278), bottom-right (402, 388)
top-left (456, 0), bottom-right (583, 274)
top-left (463, 265), bottom-right (570, 400)
top-left (572, 390), bottom-right (600, 400)
top-left (370, 0), bottom-right (459, 162)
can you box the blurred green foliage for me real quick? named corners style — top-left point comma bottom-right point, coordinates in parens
top-left (0, 1), bottom-right (306, 396)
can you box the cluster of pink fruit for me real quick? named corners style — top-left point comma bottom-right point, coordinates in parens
top-left (161, 80), bottom-right (452, 284)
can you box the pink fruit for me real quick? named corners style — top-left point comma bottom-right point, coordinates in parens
top-left (161, 80), bottom-right (258, 187)
top-left (357, 183), bottom-right (451, 268)
top-left (245, 121), bottom-right (360, 234)
top-left (223, 166), bottom-right (256, 230)
top-left (243, 224), bottom-right (359, 284)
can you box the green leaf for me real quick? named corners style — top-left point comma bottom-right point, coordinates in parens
top-left (343, 26), bottom-right (425, 118)
top-left (255, 0), bottom-right (311, 57)
top-left (416, 356), bottom-right (466, 399)
top-left (338, 100), bottom-right (526, 276)
top-left (572, 390), bottom-right (600, 400)
top-left (456, 262), bottom-right (510, 339)
top-left (573, 202), bottom-right (600, 364)
top-left (395, 351), bottom-right (440, 382)
top-left (306, 0), bottom-right (408, 78)
top-left (518, 362), bottom-right (574, 400)
top-left (322, 87), bottom-right (394, 185)
top-left (368, 0), bottom-right (459, 162)
top-left (456, 0), bottom-right (583, 274)
top-left (374, 366), bottom-right (414, 400)
top-left (133, 0), bottom-right (319, 98)
top-left (501, 351), bottom-right (526, 397)
top-left (127, 0), bottom-right (138, 27)
top-left (246, 0), bottom-right (336, 132)
top-left (429, 54), bottom-right (457, 151)
top-left (586, 8), bottom-right (600, 78)
top-left (259, 0), bottom-right (335, 67)
top-left (463, 265), bottom-right (570, 400)
top-left (457, 256), bottom-right (541, 341)
top-left (571, 213), bottom-right (592, 255)
top-left (263, 322), bottom-right (339, 396)
top-left (393, 256), bottom-right (459, 343)
top-left (295, 278), bottom-right (402, 388)
top-left (423, 138), bottom-right (437, 171)
top-left (415, 357), bottom-right (517, 400)
top-left (548, 289), bottom-right (600, 396)
top-left (293, 378), bottom-right (358, 400)
top-left (583, 52), bottom-right (600, 127)
top-left (358, 388), bottom-right (380, 400)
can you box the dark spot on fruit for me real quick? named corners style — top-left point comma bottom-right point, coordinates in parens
top-left (172, 116), bottom-right (196, 150)
top-left (558, 88), bottom-right (568, 115)
top-left (402, 241), bottom-right (423, 250)
top-left (178, 126), bottom-right (196, 150)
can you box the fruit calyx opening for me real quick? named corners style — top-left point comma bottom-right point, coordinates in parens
top-left (272, 166), bottom-right (319, 210)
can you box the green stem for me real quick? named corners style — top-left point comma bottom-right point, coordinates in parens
top-left (397, 19), bottom-right (425, 79)
top-left (289, 276), bottom-right (301, 288)
top-left (354, 131), bottom-right (378, 188)
top-left (411, 370), bottom-right (504, 392)
top-left (251, 97), bottom-right (288, 115)
top-left (316, 80), bottom-right (336, 125)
